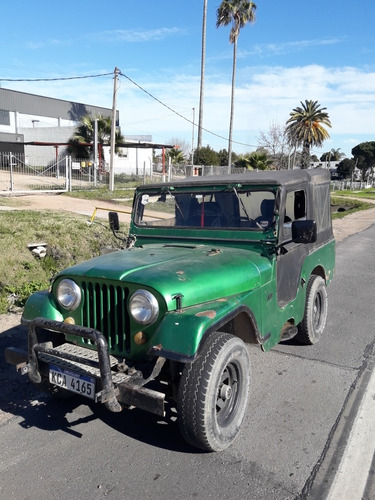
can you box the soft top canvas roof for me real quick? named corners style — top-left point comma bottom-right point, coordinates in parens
top-left (140, 169), bottom-right (330, 190)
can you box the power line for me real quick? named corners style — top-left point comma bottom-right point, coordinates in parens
top-left (119, 70), bottom-right (257, 149)
top-left (1, 70), bottom-right (258, 150)
top-left (0, 72), bottom-right (113, 82)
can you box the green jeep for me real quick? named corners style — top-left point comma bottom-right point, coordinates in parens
top-left (6, 169), bottom-right (335, 451)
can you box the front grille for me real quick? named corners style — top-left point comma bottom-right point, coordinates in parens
top-left (80, 281), bottom-right (130, 353)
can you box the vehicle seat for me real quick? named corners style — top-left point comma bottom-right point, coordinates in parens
top-left (256, 199), bottom-right (275, 228)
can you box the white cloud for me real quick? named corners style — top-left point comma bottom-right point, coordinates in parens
top-left (238, 37), bottom-right (345, 59)
top-left (8, 63), bottom-right (374, 156)
top-left (88, 27), bottom-right (185, 43)
top-left (108, 64), bottom-right (375, 154)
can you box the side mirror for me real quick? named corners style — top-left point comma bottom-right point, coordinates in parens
top-left (292, 220), bottom-right (317, 244)
top-left (109, 212), bottom-right (120, 232)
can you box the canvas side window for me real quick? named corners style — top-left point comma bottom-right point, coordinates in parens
top-left (313, 184), bottom-right (331, 231)
top-left (283, 189), bottom-right (306, 239)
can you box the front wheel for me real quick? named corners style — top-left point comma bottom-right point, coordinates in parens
top-left (177, 332), bottom-right (251, 452)
top-left (296, 275), bottom-right (328, 345)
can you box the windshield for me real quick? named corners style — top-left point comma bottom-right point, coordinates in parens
top-left (134, 188), bottom-right (276, 230)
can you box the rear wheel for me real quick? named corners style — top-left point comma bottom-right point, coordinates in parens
top-left (177, 332), bottom-right (251, 452)
top-left (296, 275), bottom-right (328, 345)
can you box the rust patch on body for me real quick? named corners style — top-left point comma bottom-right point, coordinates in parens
top-left (176, 270), bottom-right (189, 282)
top-left (195, 310), bottom-right (216, 319)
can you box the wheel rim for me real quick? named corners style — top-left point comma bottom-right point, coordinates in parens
top-left (216, 361), bottom-right (240, 426)
top-left (313, 291), bottom-right (323, 329)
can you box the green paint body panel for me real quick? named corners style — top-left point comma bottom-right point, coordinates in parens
top-left (22, 290), bottom-right (63, 323)
top-left (22, 170), bottom-right (336, 362)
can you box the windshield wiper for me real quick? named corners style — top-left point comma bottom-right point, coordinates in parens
top-left (167, 188), bottom-right (184, 218)
top-left (232, 187), bottom-right (262, 229)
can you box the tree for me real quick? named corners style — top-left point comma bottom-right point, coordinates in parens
top-left (168, 137), bottom-right (190, 157)
top-left (234, 155), bottom-right (252, 169)
top-left (217, 148), bottom-right (229, 166)
top-left (285, 100), bottom-right (331, 169)
top-left (257, 121), bottom-right (290, 169)
top-left (247, 150), bottom-right (273, 170)
top-left (337, 158), bottom-right (356, 179)
top-left (217, 148), bottom-right (239, 166)
top-left (320, 148), bottom-right (345, 162)
top-left (217, 0), bottom-right (257, 173)
top-left (234, 150), bottom-right (272, 170)
top-left (166, 147), bottom-right (186, 166)
top-left (352, 141), bottom-right (375, 180)
top-left (193, 145), bottom-right (220, 166)
top-left (69, 114), bottom-right (124, 160)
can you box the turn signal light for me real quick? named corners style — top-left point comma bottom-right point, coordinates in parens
top-left (134, 331), bottom-right (147, 345)
top-left (64, 317), bottom-right (76, 325)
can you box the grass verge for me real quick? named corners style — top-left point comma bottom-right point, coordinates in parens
top-left (0, 210), bottom-right (124, 314)
top-left (331, 197), bottom-right (374, 219)
top-left (331, 188), bottom-right (375, 200)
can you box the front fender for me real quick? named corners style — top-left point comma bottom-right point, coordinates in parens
top-left (149, 295), bottom-right (258, 362)
top-left (22, 290), bottom-right (63, 323)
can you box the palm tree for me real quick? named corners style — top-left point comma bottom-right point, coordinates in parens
top-left (166, 147), bottom-right (186, 166)
top-left (69, 114), bottom-right (124, 160)
top-left (329, 148), bottom-right (346, 161)
top-left (216, 0), bottom-right (257, 173)
top-left (286, 100), bottom-right (332, 169)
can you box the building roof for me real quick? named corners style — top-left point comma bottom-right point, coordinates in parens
top-left (0, 87), bottom-right (116, 123)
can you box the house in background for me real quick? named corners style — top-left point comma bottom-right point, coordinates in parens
top-left (0, 88), bottom-right (155, 175)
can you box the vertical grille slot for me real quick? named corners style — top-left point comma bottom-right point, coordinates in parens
top-left (80, 280), bottom-right (129, 354)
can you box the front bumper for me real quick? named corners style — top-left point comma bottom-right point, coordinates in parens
top-left (5, 317), bottom-right (166, 416)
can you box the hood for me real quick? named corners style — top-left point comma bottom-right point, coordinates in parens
top-left (58, 244), bottom-right (272, 309)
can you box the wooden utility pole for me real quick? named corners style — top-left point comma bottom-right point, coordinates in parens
top-left (109, 67), bottom-right (120, 192)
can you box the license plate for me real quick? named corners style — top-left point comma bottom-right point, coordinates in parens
top-left (49, 365), bottom-right (95, 400)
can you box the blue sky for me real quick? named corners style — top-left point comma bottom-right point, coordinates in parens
top-left (1, 0), bottom-right (374, 158)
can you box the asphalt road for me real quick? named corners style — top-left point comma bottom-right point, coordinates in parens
top-left (1, 224), bottom-right (375, 500)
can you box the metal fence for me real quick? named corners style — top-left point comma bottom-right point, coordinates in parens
top-left (0, 153), bottom-right (251, 194)
top-left (0, 153), bottom-right (108, 193)
top-left (330, 179), bottom-right (375, 191)
top-left (2, 151), bottom-right (373, 194)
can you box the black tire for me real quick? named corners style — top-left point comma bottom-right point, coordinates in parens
top-left (296, 275), bottom-right (328, 345)
top-left (177, 332), bottom-right (251, 452)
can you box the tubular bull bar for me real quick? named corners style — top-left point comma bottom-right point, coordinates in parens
top-left (5, 317), bottom-right (166, 416)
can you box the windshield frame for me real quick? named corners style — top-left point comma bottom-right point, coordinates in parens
top-left (132, 185), bottom-right (278, 233)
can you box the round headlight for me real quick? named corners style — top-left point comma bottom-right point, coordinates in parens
top-left (130, 290), bottom-right (159, 325)
top-left (56, 279), bottom-right (81, 310)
